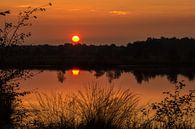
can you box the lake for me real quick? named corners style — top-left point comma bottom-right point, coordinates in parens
top-left (20, 68), bottom-right (195, 106)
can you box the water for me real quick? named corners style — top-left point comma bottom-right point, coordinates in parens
top-left (20, 69), bottom-right (195, 105)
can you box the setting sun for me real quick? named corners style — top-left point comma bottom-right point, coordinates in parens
top-left (72, 35), bottom-right (80, 43)
top-left (72, 69), bottom-right (80, 76)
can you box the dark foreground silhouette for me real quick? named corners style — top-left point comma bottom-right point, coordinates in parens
top-left (1, 37), bottom-right (195, 68)
top-left (9, 81), bottom-right (195, 129)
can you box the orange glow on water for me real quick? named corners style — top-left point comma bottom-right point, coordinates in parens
top-left (72, 69), bottom-right (80, 76)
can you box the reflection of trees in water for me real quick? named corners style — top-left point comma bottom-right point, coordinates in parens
top-left (56, 69), bottom-right (195, 84)
top-left (166, 74), bottom-right (178, 84)
top-left (94, 70), bottom-right (122, 83)
top-left (181, 72), bottom-right (195, 81)
top-left (132, 70), bottom-right (195, 84)
top-left (93, 69), bottom-right (195, 84)
top-left (132, 71), bottom-right (151, 84)
top-left (106, 70), bottom-right (122, 83)
top-left (57, 71), bottom-right (66, 83)
top-left (132, 71), bottom-right (178, 84)
top-left (94, 70), bottom-right (105, 78)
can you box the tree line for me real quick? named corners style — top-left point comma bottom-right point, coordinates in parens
top-left (1, 37), bottom-right (195, 68)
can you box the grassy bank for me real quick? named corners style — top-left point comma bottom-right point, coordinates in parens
top-left (20, 81), bottom-right (194, 129)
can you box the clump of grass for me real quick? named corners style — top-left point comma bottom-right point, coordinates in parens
top-left (28, 83), bottom-right (138, 129)
top-left (28, 92), bottom-right (77, 129)
top-left (71, 82), bottom-right (139, 129)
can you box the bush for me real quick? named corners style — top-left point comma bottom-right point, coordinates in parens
top-left (148, 81), bottom-right (195, 129)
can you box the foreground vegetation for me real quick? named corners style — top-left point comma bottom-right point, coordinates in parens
top-left (21, 81), bottom-right (194, 129)
top-left (0, 4), bottom-right (51, 129)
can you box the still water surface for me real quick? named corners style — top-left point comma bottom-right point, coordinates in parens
top-left (20, 69), bottom-right (195, 105)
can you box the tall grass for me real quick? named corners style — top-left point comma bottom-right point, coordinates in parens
top-left (27, 83), bottom-right (138, 129)
top-left (71, 83), bottom-right (138, 129)
top-left (25, 82), bottom-right (194, 129)
top-left (28, 92), bottom-right (76, 128)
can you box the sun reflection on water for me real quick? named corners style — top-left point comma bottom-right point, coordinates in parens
top-left (72, 69), bottom-right (80, 76)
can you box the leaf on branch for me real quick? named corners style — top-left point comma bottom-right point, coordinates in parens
top-left (0, 12), bottom-right (6, 16)
top-left (4, 10), bottom-right (10, 14)
top-left (49, 2), bottom-right (52, 6)
top-left (27, 32), bottom-right (31, 37)
top-left (0, 10), bottom-right (10, 16)
top-left (1, 4), bottom-right (51, 46)
top-left (40, 8), bottom-right (46, 11)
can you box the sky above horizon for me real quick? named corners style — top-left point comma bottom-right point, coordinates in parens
top-left (1, 0), bottom-right (195, 45)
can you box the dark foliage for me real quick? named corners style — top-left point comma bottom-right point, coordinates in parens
top-left (141, 81), bottom-right (195, 129)
top-left (1, 37), bottom-right (195, 68)
top-left (0, 3), bottom-right (51, 128)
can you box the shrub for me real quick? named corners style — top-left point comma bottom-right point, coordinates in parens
top-left (0, 3), bottom-right (51, 128)
top-left (150, 81), bottom-right (195, 129)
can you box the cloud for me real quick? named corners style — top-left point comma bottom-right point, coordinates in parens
top-left (90, 9), bottom-right (96, 12)
top-left (16, 5), bottom-right (31, 8)
top-left (109, 10), bottom-right (128, 15)
top-left (68, 9), bottom-right (80, 11)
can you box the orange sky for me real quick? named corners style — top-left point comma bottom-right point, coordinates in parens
top-left (1, 0), bottom-right (195, 45)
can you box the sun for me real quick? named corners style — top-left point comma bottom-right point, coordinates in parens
top-left (72, 35), bottom-right (80, 43)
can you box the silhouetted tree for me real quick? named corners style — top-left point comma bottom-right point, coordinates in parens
top-left (0, 3), bottom-right (51, 128)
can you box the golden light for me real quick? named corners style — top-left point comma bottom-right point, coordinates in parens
top-left (72, 35), bottom-right (80, 43)
top-left (72, 69), bottom-right (80, 76)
